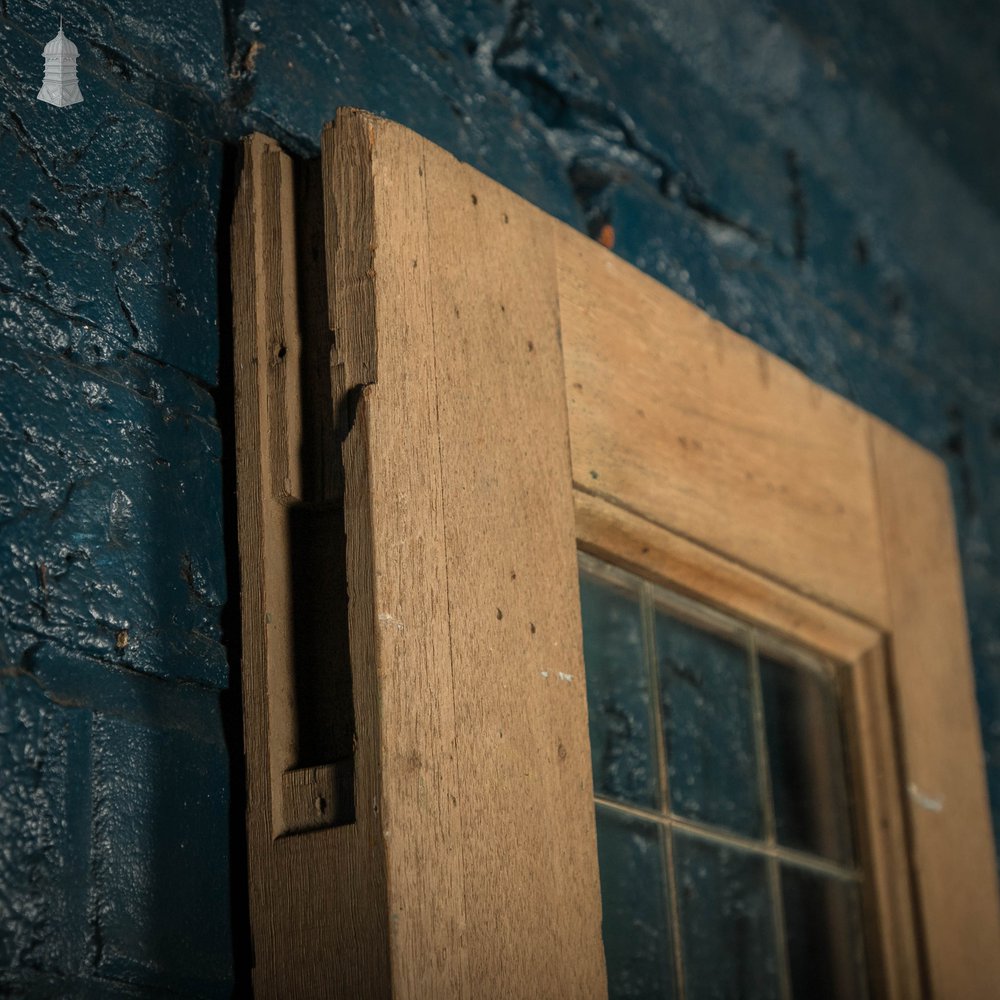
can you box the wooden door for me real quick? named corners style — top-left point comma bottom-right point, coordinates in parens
top-left (231, 109), bottom-right (1000, 999)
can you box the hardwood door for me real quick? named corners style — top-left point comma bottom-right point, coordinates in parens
top-left (231, 109), bottom-right (1000, 999)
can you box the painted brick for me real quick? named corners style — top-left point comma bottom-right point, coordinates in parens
top-left (8, 0), bottom-right (227, 99)
top-left (0, 968), bottom-right (184, 998)
top-left (0, 333), bottom-right (227, 687)
top-left (0, 647), bottom-right (230, 997)
top-left (0, 675), bottom-right (91, 977)
top-left (0, 21), bottom-right (223, 383)
top-left (90, 714), bottom-right (231, 998)
top-left (770, 0), bottom-right (1000, 221)
top-left (241, 0), bottom-right (581, 215)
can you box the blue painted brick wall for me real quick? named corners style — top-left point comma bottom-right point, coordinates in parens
top-left (2, 0), bottom-right (999, 994)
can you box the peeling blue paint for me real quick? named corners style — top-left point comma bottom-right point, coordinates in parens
top-left (2, 0), bottom-right (1000, 994)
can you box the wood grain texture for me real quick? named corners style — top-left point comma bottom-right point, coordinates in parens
top-left (328, 111), bottom-right (469, 1000)
top-left (234, 110), bottom-right (998, 1000)
top-left (323, 109), bottom-right (607, 999)
top-left (845, 643), bottom-right (922, 1000)
top-left (233, 133), bottom-right (391, 1000)
top-left (556, 226), bottom-right (890, 629)
top-left (870, 420), bottom-right (1000, 999)
top-left (575, 488), bottom-right (881, 665)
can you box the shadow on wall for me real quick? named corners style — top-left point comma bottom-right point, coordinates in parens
top-left (0, 12), bottom-right (238, 997)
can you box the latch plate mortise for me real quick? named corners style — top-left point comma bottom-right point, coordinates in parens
top-left (239, 141), bottom-right (355, 838)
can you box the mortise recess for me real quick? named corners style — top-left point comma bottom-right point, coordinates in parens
top-left (257, 148), bottom-right (355, 837)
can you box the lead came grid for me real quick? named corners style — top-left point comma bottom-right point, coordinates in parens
top-left (578, 552), bottom-right (869, 1000)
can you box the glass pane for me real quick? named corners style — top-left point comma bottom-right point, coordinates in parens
top-left (674, 831), bottom-right (781, 1000)
top-left (760, 655), bottom-right (853, 862)
top-left (596, 804), bottom-right (676, 1000)
top-left (781, 864), bottom-right (868, 1000)
top-left (580, 569), bottom-right (659, 808)
top-left (655, 610), bottom-right (763, 837)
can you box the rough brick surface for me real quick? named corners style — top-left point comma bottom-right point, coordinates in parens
top-left (90, 715), bottom-right (231, 997)
top-left (2, 0), bottom-right (999, 994)
top-left (0, 677), bottom-right (81, 977)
